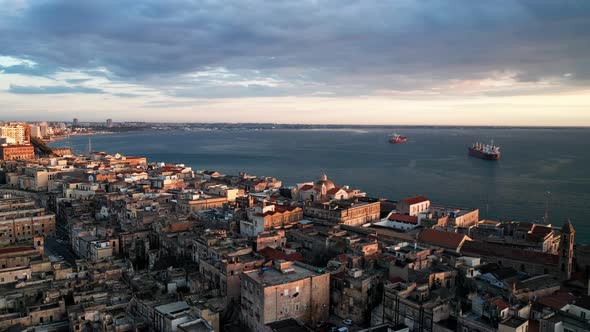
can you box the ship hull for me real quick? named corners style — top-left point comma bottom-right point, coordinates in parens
top-left (468, 148), bottom-right (500, 160)
top-left (389, 138), bottom-right (408, 144)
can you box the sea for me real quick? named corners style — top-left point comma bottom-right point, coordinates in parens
top-left (50, 127), bottom-right (590, 243)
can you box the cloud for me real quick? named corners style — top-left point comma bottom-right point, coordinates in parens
top-left (8, 84), bottom-right (104, 94)
top-left (112, 92), bottom-right (141, 98)
top-left (65, 78), bottom-right (91, 84)
top-left (0, 0), bottom-right (589, 124)
top-left (0, 64), bottom-right (55, 77)
top-left (0, 1), bottom-right (588, 92)
top-left (0, 55), bottom-right (54, 76)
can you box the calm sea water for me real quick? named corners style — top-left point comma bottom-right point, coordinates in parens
top-left (52, 127), bottom-right (590, 242)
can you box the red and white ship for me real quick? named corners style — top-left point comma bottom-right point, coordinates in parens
top-left (389, 133), bottom-right (408, 144)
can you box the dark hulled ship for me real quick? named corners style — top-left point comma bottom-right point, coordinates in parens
top-left (468, 141), bottom-right (500, 160)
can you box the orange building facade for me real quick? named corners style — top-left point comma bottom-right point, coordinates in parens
top-left (0, 145), bottom-right (35, 160)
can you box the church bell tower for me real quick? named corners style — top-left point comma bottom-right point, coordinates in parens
top-left (558, 220), bottom-right (575, 281)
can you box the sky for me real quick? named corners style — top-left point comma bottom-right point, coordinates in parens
top-left (0, 0), bottom-right (589, 126)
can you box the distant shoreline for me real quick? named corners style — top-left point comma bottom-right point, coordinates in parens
top-left (44, 131), bottom-right (114, 144)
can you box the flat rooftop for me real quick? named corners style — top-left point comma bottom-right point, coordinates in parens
top-left (178, 319), bottom-right (213, 332)
top-left (244, 263), bottom-right (324, 287)
top-left (500, 316), bottom-right (527, 328)
top-left (154, 301), bottom-right (190, 316)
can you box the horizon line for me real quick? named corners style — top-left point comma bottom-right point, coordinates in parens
top-left (6, 120), bottom-right (590, 129)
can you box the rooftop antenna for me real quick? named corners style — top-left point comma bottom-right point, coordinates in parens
top-left (544, 191), bottom-right (551, 224)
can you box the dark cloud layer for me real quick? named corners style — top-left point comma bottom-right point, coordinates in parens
top-left (1, 0), bottom-right (589, 95)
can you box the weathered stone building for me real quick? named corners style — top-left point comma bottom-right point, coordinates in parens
top-left (241, 260), bottom-right (330, 332)
top-left (0, 197), bottom-right (56, 246)
top-left (241, 203), bottom-right (303, 236)
top-left (303, 199), bottom-right (380, 227)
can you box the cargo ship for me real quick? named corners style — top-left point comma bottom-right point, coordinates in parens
top-left (389, 133), bottom-right (408, 144)
top-left (468, 140), bottom-right (500, 160)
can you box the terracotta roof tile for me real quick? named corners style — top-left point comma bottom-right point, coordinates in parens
top-left (258, 247), bottom-right (303, 262)
top-left (418, 229), bottom-right (468, 249)
top-left (403, 195), bottom-right (429, 205)
top-left (326, 187), bottom-right (342, 195)
top-left (537, 291), bottom-right (576, 310)
top-left (299, 184), bottom-right (314, 191)
top-left (256, 205), bottom-right (300, 217)
top-left (493, 298), bottom-right (510, 311)
top-left (388, 213), bottom-right (418, 224)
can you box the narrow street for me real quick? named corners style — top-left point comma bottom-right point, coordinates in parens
top-left (44, 236), bottom-right (78, 264)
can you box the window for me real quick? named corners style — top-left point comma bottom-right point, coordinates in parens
top-left (284, 289), bottom-right (289, 296)
top-left (582, 311), bottom-right (586, 319)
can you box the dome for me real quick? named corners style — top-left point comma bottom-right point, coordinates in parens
top-left (314, 174), bottom-right (336, 191)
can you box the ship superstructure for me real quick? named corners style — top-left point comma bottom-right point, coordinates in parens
top-left (389, 133), bottom-right (408, 144)
top-left (468, 140), bottom-right (500, 160)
